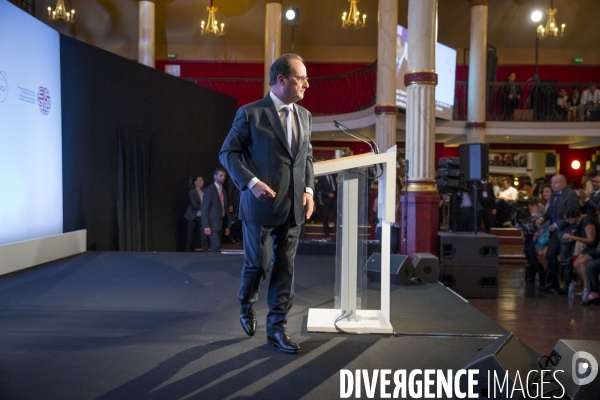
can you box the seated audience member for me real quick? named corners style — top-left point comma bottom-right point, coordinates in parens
top-left (522, 181), bottom-right (533, 196)
top-left (532, 197), bottom-right (549, 282)
top-left (491, 176), bottom-right (501, 197)
top-left (580, 203), bottom-right (600, 306)
top-left (532, 177), bottom-right (547, 197)
top-left (495, 178), bottom-right (518, 227)
top-left (579, 173), bottom-right (600, 221)
top-left (556, 88), bottom-right (569, 119)
top-left (567, 87), bottom-right (581, 121)
top-left (561, 207), bottom-right (600, 299)
top-left (514, 206), bottom-right (542, 282)
top-left (579, 84), bottom-right (600, 121)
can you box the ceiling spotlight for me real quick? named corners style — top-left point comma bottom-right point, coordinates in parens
top-left (286, 8), bottom-right (299, 22)
top-left (531, 10), bottom-right (542, 22)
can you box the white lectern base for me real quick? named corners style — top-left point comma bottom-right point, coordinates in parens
top-left (307, 308), bottom-right (393, 334)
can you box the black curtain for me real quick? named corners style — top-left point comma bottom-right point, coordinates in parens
top-left (117, 130), bottom-right (151, 251)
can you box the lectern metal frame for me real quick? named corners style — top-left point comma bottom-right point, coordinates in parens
top-left (307, 147), bottom-right (397, 333)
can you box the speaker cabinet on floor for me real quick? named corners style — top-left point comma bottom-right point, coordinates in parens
top-left (549, 339), bottom-right (600, 400)
top-left (441, 266), bottom-right (498, 298)
top-left (455, 333), bottom-right (538, 400)
top-left (411, 253), bottom-right (440, 283)
top-left (439, 232), bottom-right (499, 268)
top-left (365, 253), bottom-right (414, 285)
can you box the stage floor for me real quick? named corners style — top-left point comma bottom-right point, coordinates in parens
top-left (0, 252), bottom-right (523, 399)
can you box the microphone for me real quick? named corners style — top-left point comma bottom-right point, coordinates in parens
top-left (333, 120), bottom-right (379, 154)
top-left (333, 120), bottom-right (376, 154)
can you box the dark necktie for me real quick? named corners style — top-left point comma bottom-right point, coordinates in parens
top-left (552, 192), bottom-right (561, 223)
top-left (283, 106), bottom-right (298, 157)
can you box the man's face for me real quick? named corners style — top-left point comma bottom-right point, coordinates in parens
top-left (502, 180), bottom-right (510, 190)
top-left (491, 177), bottom-right (498, 185)
top-left (592, 177), bottom-right (600, 191)
top-left (279, 59), bottom-right (308, 103)
top-left (396, 36), bottom-right (404, 59)
top-left (214, 171), bottom-right (226, 185)
top-left (591, 85), bottom-right (597, 91)
top-left (508, 73), bottom-right (516, 82)
top-left (551, 176), bottom-right (566, 192)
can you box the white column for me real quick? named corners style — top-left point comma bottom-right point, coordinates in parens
top-left (527, 152), bottom-right (546, 181)
top-left (405, 0), bottom-right (437, 191)
top-left (264, 1), bottom-right (282, 96)
top-left (138, 0), bottom-right (155, 68)
top-left (466, 0), bottom-right (488, 143)
top-left (375, 0), bottom-right (398, 153)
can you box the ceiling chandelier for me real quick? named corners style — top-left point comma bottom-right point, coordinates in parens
top-left (535, 0), bottom-right (565, 39)
top-left (200, 0), bottom-right (224, 37)
top-left (47, 0), bottom-right (75, 24)
top-left (342, 0), bottom-right (366, 30)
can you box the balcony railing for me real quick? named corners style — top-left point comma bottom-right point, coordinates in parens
top-left (190, 69), bottom-right (597, 122)
top-left (187, 62), bottom-right (377, 116)
top-left (454, 81), bottom-right (599, 122)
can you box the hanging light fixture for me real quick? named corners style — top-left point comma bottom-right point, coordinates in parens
top-left (341, 0), bottom-right (366, 30)
top-left (535, 0), bottom-right (565, 39)
top-left (47, 0), bottom-right (75, 24)
top-left (200, 0), bottom-right (224, 37)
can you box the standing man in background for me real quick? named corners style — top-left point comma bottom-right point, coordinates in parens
top-left (201, 168), bottom-right (231, 253)
top-left (316, 174), bottom-right (337, 235)
top-left (220, 54), bottom-right (314, 354)
top-left (536, 174), bottom-right (580, 293)
top-left (184, 175), bottom-right (207, 252)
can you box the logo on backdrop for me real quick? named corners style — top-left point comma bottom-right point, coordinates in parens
top-left (0, 71), bottom-right (8, 103)
top-left (37, 86), bottom-right (51, 115)
top-left (572, 351), bottom-right (598, 386)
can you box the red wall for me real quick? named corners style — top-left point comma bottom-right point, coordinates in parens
top-left (155, 60), bottom-right (370, 79)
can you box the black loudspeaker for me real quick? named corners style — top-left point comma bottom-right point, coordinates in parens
top-left (411, 253), bottom-right (439, 283)
top-left (441, 266), bottom-right (498, 298)
top-left (460, 143), bottom-right (489, 181)
top-left (439, 232), bottom-right (499, 268)
top-left (548, 339), bottom-right (600, 400)
top-left (456, 333), bottom-right (538, 400)
top-left (364, 253), bottom-right (414, 285)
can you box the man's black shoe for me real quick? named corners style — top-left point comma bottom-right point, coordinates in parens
top-left (580, 297), bottom-right (600, 306)
top-left (267, 332), bottom-right (300, 354)
top-left (240, 315), bottom-right (256, 337)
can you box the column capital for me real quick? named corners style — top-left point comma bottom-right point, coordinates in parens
top-left (465, 122), bottom-right (487, 129)
top-left (470, 0), bottom-right (488, 6)
top-left (375, 105), bottom-right (398, 115)
top-left (266, 0), bottom-right (282, 3)
top-left (404, 71), bottom-right (438, 86)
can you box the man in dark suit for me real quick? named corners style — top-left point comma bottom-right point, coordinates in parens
top-left (219, 53), bottom-right (314, 353)
top-left (184, 175), bottom-right (208, 252)
top-left (478, 179), bottom-right (497, 233)
top-left (502, 72), bottom-right (521, 120)
top-left (316, 174), bottom-right (337, 235)
top-left (536, 174), bottom-right (580, 293)
top-left (201, 168), bottom-right (231, 253)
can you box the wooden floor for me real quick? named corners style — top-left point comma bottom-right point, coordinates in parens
top-left (469, 264), bottom-right (600, 356)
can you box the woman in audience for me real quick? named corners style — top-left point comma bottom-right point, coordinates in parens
top-left (535, 185), bottom-right (552, 277)
top-left (514, 205), bottom-right (541, 282)
top-left (561, 207), bottom-right (599, 297)
top-left (580, 203), bottom-right (600, 305)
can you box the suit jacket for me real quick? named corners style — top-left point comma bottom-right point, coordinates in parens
top-left (568, 94), bottom-right (581, 107)
top-left (219, 94), bottom-right (315, 226)
top-left (201, 183), bottom-right (231, 232)
top-left (543, 186), bottom-right (580, 231)
top-left (478, 181), bottom-right (497, 211)
top-left (581, 190), bottom-right (600, 219)
top-left (184, 189), bottom-right (202, 221)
